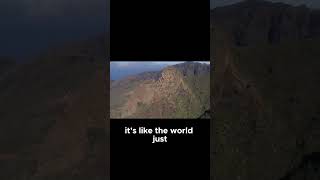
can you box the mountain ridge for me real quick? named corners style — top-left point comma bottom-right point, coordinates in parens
top-left (110, 62), bottom-right (210, 119)
top-left (211, 0), bottom-right (320, 46)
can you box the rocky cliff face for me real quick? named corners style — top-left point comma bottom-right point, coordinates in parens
top-left (157, 67), bottom-right (188, 97)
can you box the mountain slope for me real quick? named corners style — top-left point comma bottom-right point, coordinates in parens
top-left (110, 62), bottom-right (210, 119)
top-left (212, 1), bottom-right (320, 180)
top-left (0, 35), bottom-right (108, 179)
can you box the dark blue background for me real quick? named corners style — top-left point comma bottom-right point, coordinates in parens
top-left (0, 0), bottom-right (108, 60)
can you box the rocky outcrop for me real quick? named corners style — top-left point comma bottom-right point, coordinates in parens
top-left (157, 67), bottom-right (187, 95)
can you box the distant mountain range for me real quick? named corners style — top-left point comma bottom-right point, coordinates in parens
top-left (110, 62), bottom-right (210, 119)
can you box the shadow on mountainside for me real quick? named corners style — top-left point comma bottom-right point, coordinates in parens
top-left (279, 152), bottom-right (320, 180)
top-left (197, 110), bottom-right (211, 119)
top-left (212, 1), bottom-right (320, 180)
top-left (0, 34), bottom-right (109, 179)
